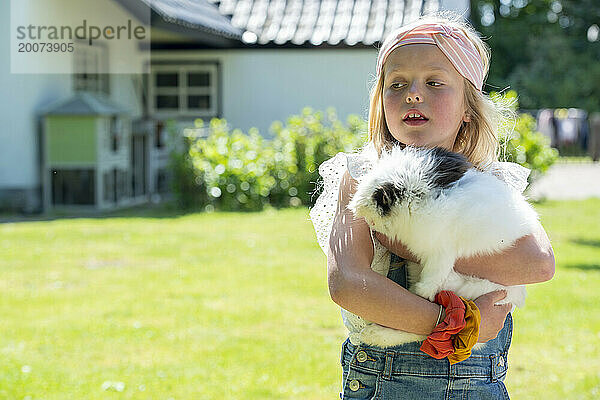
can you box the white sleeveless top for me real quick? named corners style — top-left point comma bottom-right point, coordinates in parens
top-left (308, 143), bottom-right (531, 345)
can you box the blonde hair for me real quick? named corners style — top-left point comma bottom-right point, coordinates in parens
top-left (367, 12), bottom-right (514, 170)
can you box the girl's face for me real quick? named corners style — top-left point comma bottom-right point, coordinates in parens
top-left (382, 44), bottom-right (470, 150)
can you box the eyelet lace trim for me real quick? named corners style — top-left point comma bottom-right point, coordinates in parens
top-left (486, 161), bottom-right (531, 194)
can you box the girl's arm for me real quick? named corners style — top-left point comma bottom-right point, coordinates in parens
top-left (375, 213), bottom-right (555, 287)
top-left (328, 170), bottom-right (511, 340)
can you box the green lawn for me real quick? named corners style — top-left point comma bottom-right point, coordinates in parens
top-left (0, 199), bottom-right (598, 399)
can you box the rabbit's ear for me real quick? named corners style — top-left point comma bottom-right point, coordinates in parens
top-left (429, 148), bottom-right (471, 189)
top-left (372, 183), bottom-right (404, 216)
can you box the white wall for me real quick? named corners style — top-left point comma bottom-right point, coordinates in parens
top-left (0, 4), bottom-right (71, 194)
top-left (152, 48), bottom-right (379, 136)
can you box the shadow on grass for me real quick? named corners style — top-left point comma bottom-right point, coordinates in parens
top-left (571, 238), bottom-right (600, 248)
top-left (0, 202), bottom-right (194, 224)
top-left (562, 263), bottom-right (600, 271)
top-left (0, 202), bottom-right (295, 224)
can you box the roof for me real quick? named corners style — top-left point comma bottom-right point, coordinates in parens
top-left (206, 0), bottom-right (441, 46)
top-left (41, 92), bottom-right (129, 116)
top-left (141, 0), bottom-right (243, 40)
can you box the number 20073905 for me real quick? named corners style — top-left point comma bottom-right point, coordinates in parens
top-left (18, 42), bottom-right (74, 52)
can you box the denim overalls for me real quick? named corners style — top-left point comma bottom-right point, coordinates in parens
top-left (339, 253), bottom-right (512, 399)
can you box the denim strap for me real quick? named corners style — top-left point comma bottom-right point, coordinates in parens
top-left (387, 253), bottom-right (408, 289)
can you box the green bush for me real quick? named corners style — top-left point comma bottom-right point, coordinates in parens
top-left (171, 95), bottom-right (557, 211)
top-left (170, 107), bottom-right (366, 211)
top-left (168, 121), bottom-right (206, 210)
top-left (494, 90), bottom-right (559, 181)
top-left (269, 107), bottom-right (366, 207)
top-left (187, 119), bottom-right (277, 211)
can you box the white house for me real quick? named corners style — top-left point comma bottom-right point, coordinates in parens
top-left (0, 0), bottom-right (470, 213)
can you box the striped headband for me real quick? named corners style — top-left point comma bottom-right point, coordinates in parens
top-left (376, 23), bottom-right (485, 92)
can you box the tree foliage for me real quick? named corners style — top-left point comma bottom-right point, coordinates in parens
top-left (470, 0), bottom-right (600, 112)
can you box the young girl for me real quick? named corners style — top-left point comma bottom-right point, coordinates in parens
top-left (310, 13), bottom-right (555, 399)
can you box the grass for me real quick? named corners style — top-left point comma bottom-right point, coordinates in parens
top-left (0, 200), bottom-right (599, 399)
top-left (506, 199), bottom-right (600, 399)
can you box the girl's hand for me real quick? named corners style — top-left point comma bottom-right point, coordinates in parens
top-left (473, 290), bottom-right (512, 343)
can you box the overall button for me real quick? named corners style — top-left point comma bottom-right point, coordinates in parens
top-left (356, 351), bottom-right (368, 362)
top-left (498, 355), bottom-right (505, 367)
top-left (349, 379), bottom-right (360, 391)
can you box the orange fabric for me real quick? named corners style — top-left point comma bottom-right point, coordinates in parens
top-left (420, 291), bottom-right (466, 359)
top-left (448, 297), bottom-right (481, 365)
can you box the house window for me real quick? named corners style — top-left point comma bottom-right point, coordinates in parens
top-left (116, 169), bottom-right (128, 201)
top-left (156, 168), bottom-right (170, 193)
top-left (149, 64), bottom-right (218, 117)
top-left (52, 169), bottom-right (95, 205)
top-left (103, 170), bottom-right (113, 203)
top-left (110, 117), bottom-right (121, 152)
top-left (73, 42), bottom-right (109, 94)
top-left (155, 121), bottom-right (165, 149)
top-left (103, 168), bottom-right (128, 203)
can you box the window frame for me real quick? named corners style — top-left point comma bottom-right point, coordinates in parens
top-left (149, 63), bottom-right (219, 118)
top-left (72, 40), bottom-right (109, 94)
top-left (51, 168), bottom-right (96, 206)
